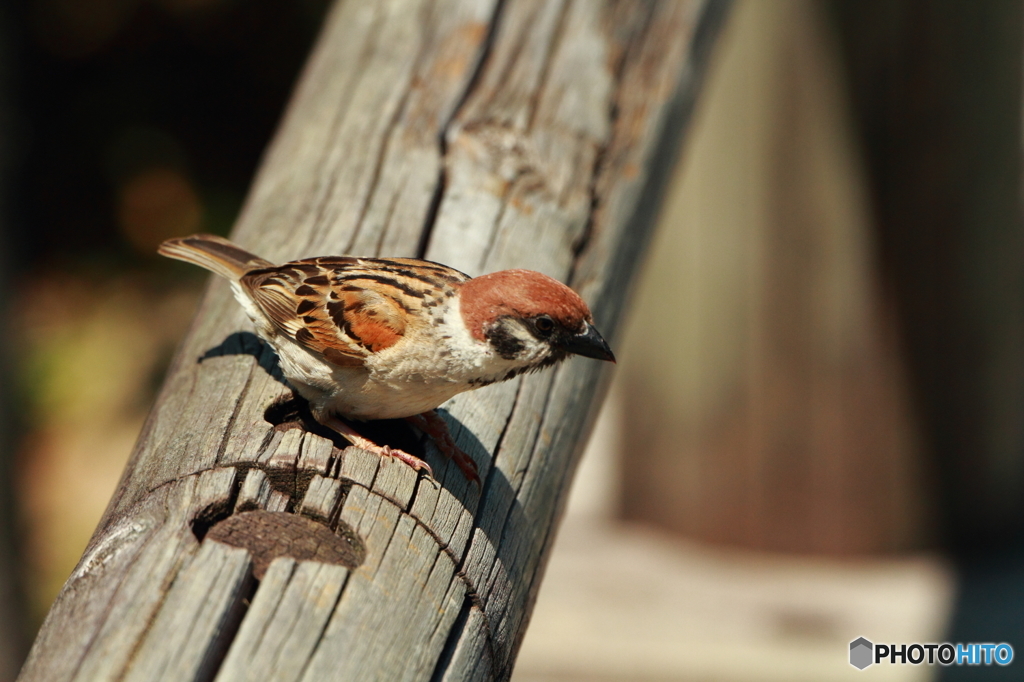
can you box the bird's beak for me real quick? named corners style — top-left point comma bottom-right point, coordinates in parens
top-left (560, 322), bottom-right (616, 363)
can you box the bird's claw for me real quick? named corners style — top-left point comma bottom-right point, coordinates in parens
top-left (405, 411), bottom-right (481, 488)
top-left (377, 444), bottom-right (434, 479)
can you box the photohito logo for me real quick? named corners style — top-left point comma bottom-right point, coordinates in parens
top-left (849, 637), bottom-right (1014, 669)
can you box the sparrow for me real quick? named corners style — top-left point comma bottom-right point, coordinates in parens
top-left (159, 234), bottom-right (615, 483)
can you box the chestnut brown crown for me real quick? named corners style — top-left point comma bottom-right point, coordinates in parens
top-left (459, 269), bottom-right (615, 363)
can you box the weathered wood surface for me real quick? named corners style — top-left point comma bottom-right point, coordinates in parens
top-left (19, 1), bottom-right (728, 680)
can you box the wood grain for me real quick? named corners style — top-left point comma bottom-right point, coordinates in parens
top-left (18, 1), bottom-right (728, 680)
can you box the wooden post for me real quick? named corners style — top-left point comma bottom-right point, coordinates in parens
top-left (18, 1), bottom-right (728, 680)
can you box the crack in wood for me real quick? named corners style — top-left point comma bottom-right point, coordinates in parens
top-left (374, 185), bottom-right (405, 256)
top-left (428, 594), bottom-right (474, 682)
top-left (242, 558), bottom-right (297, 664)
top-left (566, 3), bottom-right (649, 278)
top-left (480, 377), bottom-right (525, 493)
top-left (302, 4), bottom-right (391, 252)
top-left (417, 0), bottom-right (509, 261)
top-left (293, 564), bottom-right (353, 682)
top-left (214, 364), bottom-right (258, 465)
top-left (524, 0), bottom-right (572, 134)
top-left (345, 26), bottom-right (423, 255)
top-left (115, 471), bottom-right (244, 682)
top-left (417, 164), bottom-right (449, 260)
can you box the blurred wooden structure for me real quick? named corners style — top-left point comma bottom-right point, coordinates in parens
top-left (17, 1), bottom-right (728, 681)
top-left (620, 0), bottom-right (930, 556)
top-left (619, 0), bottom-right (1024, 563)
top-left (831, 0), bottom-right (1024, 555)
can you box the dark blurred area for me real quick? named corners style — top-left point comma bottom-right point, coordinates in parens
top-left (832, 0), bottom-right (1024, 557)
top-left (0, 0), bottom-right (327, 676)
top-left (10, 0), bottom-right (328, 265)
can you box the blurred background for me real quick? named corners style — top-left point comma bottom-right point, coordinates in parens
top-left (1, 0), bottom-right (1022, 680)
top-left (0, 0), bottom-right (330, 675)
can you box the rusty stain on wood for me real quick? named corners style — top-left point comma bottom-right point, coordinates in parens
top-left (206, 511), bottom-right (365, 579)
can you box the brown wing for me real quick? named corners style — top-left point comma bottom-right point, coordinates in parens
top-left (240, 255), bottom-right (469, 367)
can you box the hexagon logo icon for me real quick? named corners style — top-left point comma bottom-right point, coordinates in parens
top-left (850, 637), bottom-right (873, 670)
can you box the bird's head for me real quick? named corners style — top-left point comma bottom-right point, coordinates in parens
top-left (458, 269), bottom-right (615, 373)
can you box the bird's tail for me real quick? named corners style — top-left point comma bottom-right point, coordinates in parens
top-left (158, 234), bottom-right (273, 280)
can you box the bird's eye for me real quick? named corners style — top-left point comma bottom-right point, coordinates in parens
top-left (534, 315), bottom-right (555, 336)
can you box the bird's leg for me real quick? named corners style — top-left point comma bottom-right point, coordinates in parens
top-left (321, 416), bottom-right (434, 479)
top-left (405, 411), bottom-right (480, 485)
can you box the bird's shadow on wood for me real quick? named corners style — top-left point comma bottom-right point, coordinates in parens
top-left (263, 396), bottom-right (426, 460)
top-left (201, 331), bottom-right (290, 387)
top-left (203, 332), bottom-right (425, 457)
top-left (204, 331), bottom-right (530, 635)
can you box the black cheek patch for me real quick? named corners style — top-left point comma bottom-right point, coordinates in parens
top-left (485, 321), bottom-right (526, 360)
